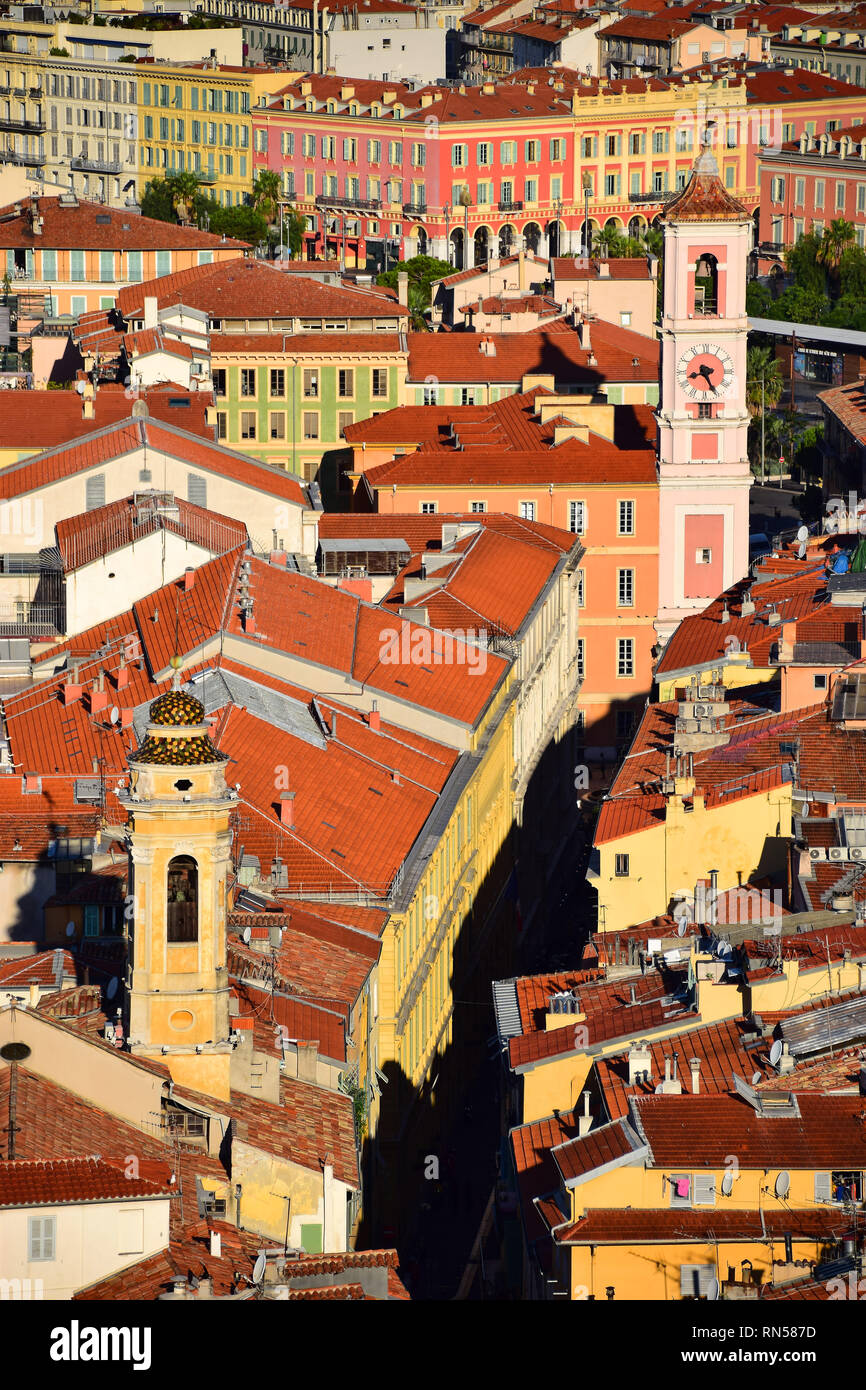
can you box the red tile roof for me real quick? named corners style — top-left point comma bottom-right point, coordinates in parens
top-left (363, 434), bottom-right (657, 490)
top-left (0, 949), bottom-right (76, 989)
top-left (0, 1156), bottom-right (175, 1208)
top-left (318, 510), bottom-right (576, 555)
top-left (56, 495), bottom-right (247, 573)
top-left (210, 332), bottom-right (406, 356)
top-left (117, 258), bottom-right (409, 323)
top-left (552, 1117), bottom-right (643, 1184)
top-left (554, 1207), bottom-right (853, 1243)
top-left (0, 197), bottom-right (248, 252)
top-left (0, 385), bottom-right (215, 451)
top-left (406, 318), bottom-right (658, 386)
top-left (633, 1091), bottom-right (866, 1167)
top-left (551, 257), bottom-right (653, 282)
top-left (665, 152), bottom-right (751, 223)
top-left (819, 380), bottom-right (866, 446)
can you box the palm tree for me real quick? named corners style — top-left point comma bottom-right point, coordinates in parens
top-left (165, 171), bottom-right (203, 226)
top-left (817, 217), bottom-right (855, 298)
top-left (593, 224), bottom-right (624, 258)
top-left (746, 344), bottom-right (783, 416)
top-left (252, 168), bottom-right (281, 233)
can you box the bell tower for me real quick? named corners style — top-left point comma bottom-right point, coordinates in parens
top-left (655, 135), bottom-right (753, 647)
top-left (122, 678), bottom-right (234, 1100)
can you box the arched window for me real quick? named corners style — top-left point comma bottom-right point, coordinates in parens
top-left (693, 253), bottom-right (718, 315)
top-left (167, 855), bottom-right (198, 943)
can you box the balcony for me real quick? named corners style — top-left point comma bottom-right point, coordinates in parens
top-left (71, 156), bottom-right (122, 175)
top-left (315, 193), bottom-right (381, 213)
top-left (0, 148), bottom-right (43, 166)
top-left (498, 200), bottom-right (523, 213)
top-left (403, 201), bottom-right (427, 215)
top-left (0, 116), bottom-right (45, 134)
top-left (628, 190), bottom-right (674, 204)
top-left (196, 169), bottom-right (218, 184)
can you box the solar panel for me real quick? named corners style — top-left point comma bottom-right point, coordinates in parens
top-left (781, 995), bottom-right (866, 1056)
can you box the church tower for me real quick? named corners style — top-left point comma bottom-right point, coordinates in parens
top-left (655, 135), bottom-right (753, 647)
top-left (122, 680), bottom-right (234, 1100)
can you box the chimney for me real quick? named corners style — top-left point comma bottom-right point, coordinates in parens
top-left (143, 296), bottom-right (158, 330)
top-left (82, 389), bottom-right (95, 422)
top-left (579, 317), bottom-right (591, 351)
top-left (62, 674), bottom-right (83, 706)
top-left (183, 567), bottom-right (196, 592)
top-left (397, 271), bottom-right (409, 307)
top-left (210, 1231), bottom-right (221, 1258)
top-left (89, 674), bottom-right (108, 713)
top-left (115, 657), bottom-right (129, 691)
top-left (741, 590), bottom-right (755, 616)
top-left (368, 700), bottom-right (381, 732)
top-left (29, 982), bottom-right (40, 1007)
top-left (279, 791), bottom-right (295, 827)
top-left (242, 606), bottom-right (256, 635)
top-left (689, 1057), bottom-right (701, 1094)
top-left (777, 1042), bottom-right (796, 1075)
top-left (577, 1089), bottom-right (592, 1137)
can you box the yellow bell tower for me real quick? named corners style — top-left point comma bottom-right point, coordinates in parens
top-left (122, 676), bottom-right (234, 1100)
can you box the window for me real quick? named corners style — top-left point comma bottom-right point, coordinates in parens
top-left (477, 141), bottom-right (491, 166)
top-left (814, 179), bottom-right (824, 208)
top-left (629, 131), bottom-right (644, 155)
top-left (724, 165), bottom-right (735, 190)
top-left (188, 474), bottom-right (207, 507)
top-left (617, 638), bottom-right (634, 678)
top-left (795, 176), bottom-right (806, 206)
top-left (681, 1265), bottom-right (717, 1299)
top-left (423, 383), bottom-right (438, 405)
top-left (577, 570), bottom-right (585, 607)
top-left (616, 709), bottom-right (634, 741)
top-left (569, 500), bottom-right (585, 534)
top-left (550, 137), bottom-right (565, 160)
top-left (614, 853), bottom-right (629, 877)
top-left (303, 412), bottom-right (319, 439)
top-left (338, 411), bottom-right (354, 437)
top-left (167, 854), bottom-right (198, 942)
top-left (240, 368), bottom-right (256, 397)
top-left (389, 140), bottom-right (402, 164)
top-left (240, 412), bottom-right (256, 440)
top-left (525, 138), bottom-right (540, 162)
top-left (618, 499), bottom-right (635, 535)
top-left (771, 175), bottom-right (785, 203)
top-left (576, 638), bottom-right (585, 680)
top-left (70, 249), bottom-right (85, 282)
top-left (652, 130), bottom-right (668, 154)
top-left (84, 903), bottom-right (99, 938)
top-left (815, 1170), bottom-right (863, 1203)
top-left (372, 368), bottom-right (388, 398)
top-left (696, 547), bottom-right (712, 565)
top-left (270, 368), bottom-right (285, 398)
top-left (98, 250), bottom-right (114, 283)
top-left (524, 177), bottom-right (538, 202)
top-left (460, 388), bottom-right (475, 405)
top-left (500, 140), bottom-right (517, 164)
top-left (519, 501), bottom-right (536, 521)
top-left (28, 1215), bottom-right (56, 1262)
top-left (836, 180), bottom-right (847, 211)
top-left (212, 368), bottom-right (226, 398)
top-left (617, 568), bottom-right (634, 607)
top-left (814, 673), bottom-right (828, 690)
top-left (303, 369), bottom-right (319, 398)
top-left (604, 172), bottom-right (620, 197)
top-left (269, 412), bottom-right (286, 441)
top-left (338, 368), bottom-right (354, 398)
top-left (343, 136), bottom-right (357, 161)
top-left (470, 500), bottom-right (487, 513)
top-left (581, 135), bottom-right (596, 158)
top-left (451, 142), bottom-right (468, 167)
top-left (85, 474), bottom-right (105, 511)
top-left (697, 401), bottom-right (713, 420)
top-left (216, 411), bottom-right (227, 441)
top-left (420, 501), bottom-right (438, 514)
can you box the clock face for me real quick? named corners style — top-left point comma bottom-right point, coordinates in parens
top-left (677, 344), bottom-right (735, 399)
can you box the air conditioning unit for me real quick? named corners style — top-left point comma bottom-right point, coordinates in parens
top-left (809, 848), bottom-right (827, 861)
top-left (829, 847), bottom-right (848, 861)
top-left (850, 847), bottom-right (866, 861)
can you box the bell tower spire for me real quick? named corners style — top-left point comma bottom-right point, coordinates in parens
top-left (122, 681), bottom-right (234, 1100)
top-left (655, 127), bottom-right (753, 648)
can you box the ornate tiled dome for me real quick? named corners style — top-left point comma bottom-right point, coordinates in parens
top-left (148, 689), bottom-right (206, 727)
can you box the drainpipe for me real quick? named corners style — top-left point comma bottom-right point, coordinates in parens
top-left (322, 1153), bottom-right (333, 1252)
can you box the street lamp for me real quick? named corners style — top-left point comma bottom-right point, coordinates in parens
top-left (582, 172), bottom-right (592, 258)
top-left (553, 197), bottom-right (563, 258)
top-left (459, 184), bottom-right (471, 270)
top-left (443, 202), bottom-right (452, 265)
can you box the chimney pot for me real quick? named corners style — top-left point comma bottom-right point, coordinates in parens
top-left (279, 791), bottom-right (295, 827)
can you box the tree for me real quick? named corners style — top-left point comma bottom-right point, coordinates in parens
top-left (252, 168), bottom-right (281, 232)
top-left (139, 177), bottom-right (179, 224)
top-left (376, 254), bottom-right (452, 330)
top-left (817, 217), bottom-right (856, 296)
top-left (592, 224), bottom-right (625, 258)
top-left (784, 230), bottom-right (825, 295)
top-left (165, 171), bottom-right (206, 226)
top-left (206, 203), bottom-right (266, 245)
top-left (746, 344), bottom-right (783, 416)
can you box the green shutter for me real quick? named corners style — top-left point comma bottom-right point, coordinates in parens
top-left (41, 248), bottom-right (57, 280)
top-left (300, 1222), bottom-right (323, 1254)
top-left (99, 250), bottom-right (114, 282)
top-left (155, 250), bottom-right (170, 276)
top-left (127, 250), bottom-right (142, 282)
top-left (70, 250), bottom-right (85, 282)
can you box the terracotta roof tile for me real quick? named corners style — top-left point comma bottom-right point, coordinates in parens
top-left (0, 197), bottom-right (248, 252)
top-left (406, 319), bottom-right (658, 386)
top-left (555, 1207), bottom-right (853, 1243)
top-left (634, 1091), bottom-right (866, 1167)
top-left (56, 495), bottom-right (247, 573)
top-left (0, 385), bottom-right (214, 451)
top-left (0, 1156), bottom-right (175, 1208)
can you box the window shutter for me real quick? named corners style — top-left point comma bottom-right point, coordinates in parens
top-left (187, 474), bottom-right (207, 508)
top-left (29, 1215), bottom-right (56, 1260)
top-left (85, 474), bottom-right (105, 511)
top-left (84, 903), bottom-right (99, 937)
top-left (693, 1174), bottom-right (716, 1206)
top-left (42, 248), bottom-right (57, 280)
top-left (680, 1264), bottom-right (716, 1298)
top-left (815, 1172), bottom-right (832, 1203)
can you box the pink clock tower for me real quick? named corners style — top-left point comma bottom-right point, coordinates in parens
top-left (655, 138), bottom-right (753, 647)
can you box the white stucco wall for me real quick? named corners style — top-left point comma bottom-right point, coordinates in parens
top-left (0, 1198), bottom-right (170, 1299)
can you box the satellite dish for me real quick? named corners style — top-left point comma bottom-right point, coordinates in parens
top-left (797, 542), bottom-right (807, 559)
top-left (677, 917), bottom-right (687, 937)
top-left (797, 525), bottom-right (808, 542)
top-left (252, 1252), bottom-right (267, 1285)
top-left (106, 976), bottom-right (119, 1001)
top-left (65, 920), bottom-right (76, 937)
top-left (769, 1039), bottom-right (783, 1067)
top-left (0, 1041), bottom-right (31, 1062)
top-left (751, 1070), bottom-right (762, 1086)
top-left (706, 1276), bottom-right (720, 1301)
top-left (109, 705), bottom-right (120, 725)
top-left (775, 1170), bottom-right (790, 1200)
top-left (721, 1171), bottom-right (734, 1197)
top-left (242, 926), bottom-right (252, 944)
top-left (75, 380), bottom-right (86, 395)
top-left (718, 941), bottom-right (732, 960)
